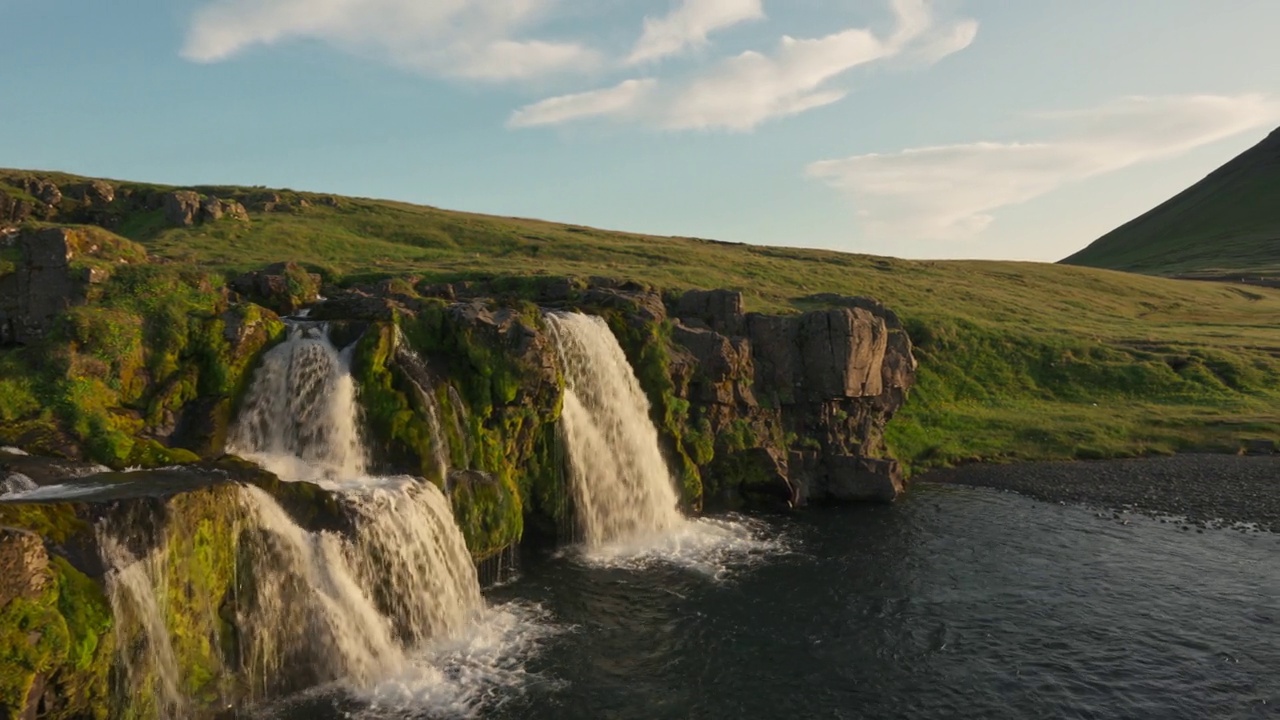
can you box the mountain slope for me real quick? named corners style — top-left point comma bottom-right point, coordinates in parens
top-left (1062, 127), bottom-right (1280, 279)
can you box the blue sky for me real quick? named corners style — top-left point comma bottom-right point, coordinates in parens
top-left (2, 0), bottom-right (1278, 261)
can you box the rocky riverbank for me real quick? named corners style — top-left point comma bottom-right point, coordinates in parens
top-left (922, 455), bottom-right (1280, 532)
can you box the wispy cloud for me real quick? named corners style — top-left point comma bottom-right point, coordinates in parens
top-left (627, 0), bottom-right (765, 64)
top-left (806, 94), bottom-right (1280, 241)
top-left (510, 0), bottom-right (977, 130)
top-left (182, 0), bottom-right (599, 81)
top-left (510, 79), bottom-right (658, 127)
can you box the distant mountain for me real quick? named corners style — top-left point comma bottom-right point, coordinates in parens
top-left (1062, 127), bottom-right (1280, 282)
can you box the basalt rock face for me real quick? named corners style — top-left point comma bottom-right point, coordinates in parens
top-left (0, 228), bottom-right (85, 345)
top-left (667, 288), bottom-right (914, 507)
top-left (0, 226), bottom-right (146, 346)
top-left (0, 270), bottom-right (916, 717)
top-left (398, 277), bottom-right (916, 509)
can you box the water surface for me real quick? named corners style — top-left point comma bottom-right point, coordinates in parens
top-left (268, 485), bottom-right (1279, 719)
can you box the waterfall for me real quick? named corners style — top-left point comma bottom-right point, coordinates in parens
top-left (100, 535), bottom-right (188, 719)
top-left (235, 484), bottom-right (408, 691)
top-left (97, 318), bottom-right (531, 714)
top-left (545, 311), bottom-right (782, 574)
top-left (228, 322), bottom-right (366, 483)
top-left (339, 477), bottom-right (484, 645)
top-left (392, 327), bottom-right (451, 480)
top-left (544, 312), bottom-right (683, 546)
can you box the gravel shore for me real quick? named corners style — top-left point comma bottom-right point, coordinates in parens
top-left (920, 454), bottom-right (1280, 533)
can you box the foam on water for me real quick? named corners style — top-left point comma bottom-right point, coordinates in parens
top-left (349, 602), bottom-right (560, 720)
top-left (1, 446), bottom-right (29, 456)
top-left (0, 472), bottom-right (37, 496)
top-left (567, 515), bottom-right (787, 578)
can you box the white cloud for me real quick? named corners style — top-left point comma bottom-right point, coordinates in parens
top-left (510, 79), bottom-right (658, 127)
top-left (510, 0), bottom-right (977, 130)
top-left (182, 0), bottom-right (598, 81)
top-left (807, 94), bottom-right (1280, 240)
top-left (628, 0), bottom-right (765, 64)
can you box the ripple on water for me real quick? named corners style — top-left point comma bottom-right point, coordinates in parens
top-left (481, 486), bottom-right (1280, 720)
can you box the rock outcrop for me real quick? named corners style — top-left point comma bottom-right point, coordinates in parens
top-left (668, 288), bottom-right (914, 506)
top-left (163, 191), bottom-right (248, 227)
top-left (229, 262), bottom-right (321, 315)
top-left (0, 174), bottom-right (267, 235)
top-left (398, 276), bottom-right (916, 508)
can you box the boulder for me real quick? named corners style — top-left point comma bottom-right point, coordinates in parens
top-left (65, 180), bottom-right (115, 207)
top-left (162, 191), bottom-right (201, 227)
top-left (230, 262), bottom-right (321, 315)
top-left (0, 193), bottom-right (35, 226)
top-left (309, 291), bottom-right (400, 322)
top-left (21, 177), bottom-right (62, 207)
top-left (200, 195), bottom-right (224, 221)
top-left (220, 199), bottom-right (249, 222)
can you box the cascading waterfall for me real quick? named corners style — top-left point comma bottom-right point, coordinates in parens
top-left (98, 320), bottom-right (541, 717)
top-left (100, 535), bottom-right (188, 719)
top-left (544, 312), bottom-right (683, 547)
top-left (545, 311), bottom-right (781, 572)
top-left (392, 327), bottom-right (452, 480)
top-left (235, 484), bottom-right (408, 692)
top-left (228, 322), bottom-right (366, 482)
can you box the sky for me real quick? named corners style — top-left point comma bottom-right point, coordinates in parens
top-left (1, 0), bottom-right (1278, 262)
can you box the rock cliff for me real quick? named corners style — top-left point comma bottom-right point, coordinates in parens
top-left (1, 243), bottom-right (916, 717)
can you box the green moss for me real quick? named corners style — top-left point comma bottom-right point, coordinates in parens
top-left (0, 504), bottom-right (88, 545)
top-left (352, 322), bottom-right (444, 481)
top-left (720, 418), bottom-right (757, 453)
top-left (0, 255), bottom-right (280, 467)
top-left (163, 495), bottom-right (237, 704)
top-left (0, 244), bottom-right (20, 277)
top-left (705, 450), bottom-right (779, 509)
top-left (449, 473), bottom-right (523, 562)
top-left (0, 592), bottom-right (70, 719)
top-left (46, 557), bottom-right (114, 720)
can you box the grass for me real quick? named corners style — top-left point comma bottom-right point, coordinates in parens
top-left (5, 168), bottom-right (1280, 473)
top-left (1063, 128), bottom-right (1280, 279)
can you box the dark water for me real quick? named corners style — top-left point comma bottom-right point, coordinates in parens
top-left (272, 485), bottom-right (1279, 720)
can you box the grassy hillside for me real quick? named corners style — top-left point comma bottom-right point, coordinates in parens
top-left (1062, 127), bottom-right (1280, 279)
top-left (5, 168), bottom-right (1280, 471)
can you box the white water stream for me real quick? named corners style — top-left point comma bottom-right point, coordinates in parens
top-left (545, 312), bottom-right (779, 574)
top-left (100, 321), bottom-right (545, 718)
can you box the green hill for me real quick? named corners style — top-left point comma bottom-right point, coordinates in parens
top-left (1062, 127), bottom-right (1280, 280)
top-left (4, 168), bottom-right (1280, 470)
